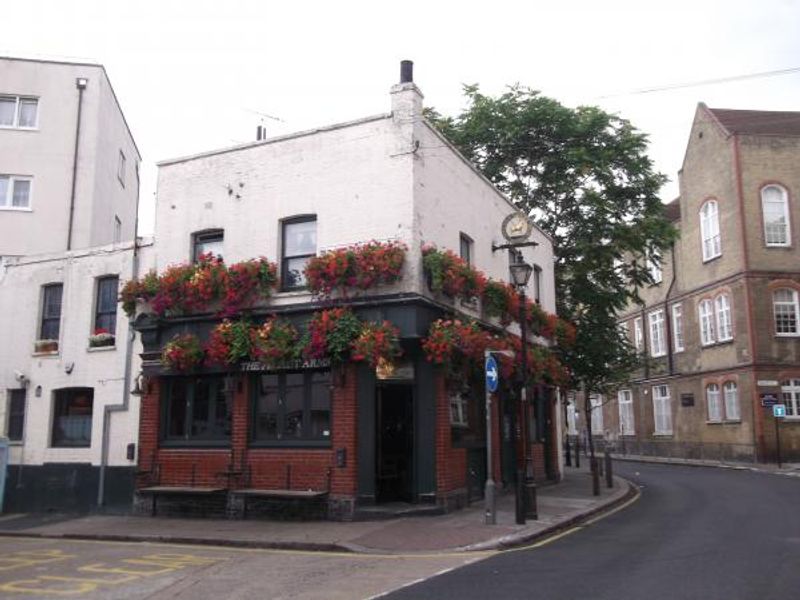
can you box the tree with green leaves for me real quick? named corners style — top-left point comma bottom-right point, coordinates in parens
top-left (427, 85), bottom-right (677, 461)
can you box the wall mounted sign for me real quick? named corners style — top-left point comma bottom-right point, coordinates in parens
top-left (241, 357), bottom-right (331, 372)
top-left (757, 380), bottom-right (779, 387)
top-left (773, 404), bottom-right (786, 418)
top-left (680, 393), bottom-right (695, 407)
top-left (760, 393), bottom-right (779, 407)
top-left (376, 360), bottom-right (414, 381)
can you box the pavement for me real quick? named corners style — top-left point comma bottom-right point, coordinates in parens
top-left (0, 465), bottom-right (633, 555)
top-left (611, 453), bottom-right (800, 477)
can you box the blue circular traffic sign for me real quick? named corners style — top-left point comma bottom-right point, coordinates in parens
top-left (485, 356), bottom-right (499, 393)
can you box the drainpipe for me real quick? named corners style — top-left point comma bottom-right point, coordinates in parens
top-left (97, 160), bottom-right (141, 509)
top-left (67, 77), bottom-right (88, 251)
top-left (663, 243), bottom-right (678, 376)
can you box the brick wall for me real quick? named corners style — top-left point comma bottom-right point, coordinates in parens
top-left (434, 374), bottom-right (467, 496)
top-left (136, 365), bottom-right (359, 497)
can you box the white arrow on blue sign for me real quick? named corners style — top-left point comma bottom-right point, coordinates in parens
top-left (485, 355), bottom-right (499, 393)
top-left (773, 404), bottom-right (786, 418)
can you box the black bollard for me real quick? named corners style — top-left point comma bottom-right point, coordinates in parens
top-left (574, 438), bottom-right (580, 469)
top-left (590, 457), bottom-right (600, 496)
top-left (604, 450), bottom-right (613, 488)
top-left (515, 468), bottom-right (526, 525)
top-left (565, 439), bottom-right (572, 467)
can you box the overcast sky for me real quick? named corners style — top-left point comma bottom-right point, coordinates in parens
top-left (3, 0), bottom-right (799, 234)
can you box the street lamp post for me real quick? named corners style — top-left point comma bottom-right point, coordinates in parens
top-left (509, 257), bottom-right (537, 524)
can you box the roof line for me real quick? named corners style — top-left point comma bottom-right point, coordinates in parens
top-left (157, 113), bottom-right (392, 166)
top-left (0, 55), bottom-right (142, 160)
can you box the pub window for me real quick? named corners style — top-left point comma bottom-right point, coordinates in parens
top-left (253, 371), bottom-right (331, 445)
top-left (52, 388), bottom-right (93, 447)
top-left (7, 389), bottom-right (26, 442)
top-left (450, 391), bottom-right (469, 427)
top-left (281, 216), bottom-right (317, 290)
top-left (192, 229), bottom-right (224, 263)
top-left (162, 376), bottom-right (231, 444)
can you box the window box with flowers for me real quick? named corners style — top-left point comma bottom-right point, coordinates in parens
top-left (421, 245), bottom-right (486, 302)
top-left (88, 328), bottom-right (115, 348)
top-left (34, 339), bottom-right (59, 354)
top-left (120, 254), bottom-right (277, 319)
top-left (304, 240), bottom-right (406, 298)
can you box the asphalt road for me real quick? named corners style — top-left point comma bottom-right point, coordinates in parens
top-left (383, 462), bottom-right (800, 600)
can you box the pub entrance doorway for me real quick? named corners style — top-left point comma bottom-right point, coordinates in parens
top-left (375, 384), bottom-right (414, 503)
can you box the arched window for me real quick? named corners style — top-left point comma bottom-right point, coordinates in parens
top-left (773, 289), bottom-right (799, 335)
top-left (706, 383), bottom-right (722, 422)
top-left (700, 200), bottom-right (721, 261)
top-left (723, 382), bottom-right (740, 421)
top-left (762, 185), bottom-right (791, 246)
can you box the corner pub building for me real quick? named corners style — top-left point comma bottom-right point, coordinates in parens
top-left (130, 63), bottom-right (565, 520)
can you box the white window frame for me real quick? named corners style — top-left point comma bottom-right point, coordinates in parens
top-left (761, 185), bottom-right (791, 247)
top-left (782, 379), bottom-right (800, 419)
top-left (589, 393), bottom-right (604, 435)
top-left (773, 289), bottom-right (800, 336)
top-left (652, 385), bottom-right (672, 435)
top-left (648, 309), bottom-right (666, 357)
top-left (634, 317), bottom-right (643, 352)
top-left (672, 303), bottom-right (684, 352)
top-left (0, 175), bottom-right (33, 210)
top-left (706, 383), bottom-right (722, 422)
top-left (700, 199), bottom-right (721, 261)
top-left (723, 382), bottom-right (740, 421)
top-left (715, 293), bottom-right (733, 342)
top-left (0, 95), bottom-right (39, 129)
top-left (648, 253), bottom-right (663, 284)
top-left (449, 392), bottom-right (468, 427)
top-left (699, 299), bottom-right (716, 346)
top-left (618, 389), bottom-right (635, 436)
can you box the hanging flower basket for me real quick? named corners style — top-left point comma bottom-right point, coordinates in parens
top-left (205, 319), bottom-right (253, 366)
top-left (302, 307), bottom-right (362, 364)
top-left (351, 321), bottom-right (402, 367)
top-left (251, 318), bottom-right (300, 367)
top-left (162, 334), bottom-right (204, 372)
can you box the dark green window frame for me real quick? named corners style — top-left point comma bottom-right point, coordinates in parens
top-left (251, 370), bottom-right (331, 447)
top-left (161, 376), bottom-right (232, 447)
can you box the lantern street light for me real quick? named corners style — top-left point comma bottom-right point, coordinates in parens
top-left (510, 256), bottom-right (537, 524)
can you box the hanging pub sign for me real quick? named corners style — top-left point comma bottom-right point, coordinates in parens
top-left (240, 357), bottom-right (332, 372)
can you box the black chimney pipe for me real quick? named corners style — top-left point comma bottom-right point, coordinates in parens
top-left (400, 60), bottom-right (413, 83)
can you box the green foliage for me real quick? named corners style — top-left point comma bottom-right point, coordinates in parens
top-left (427, 85), bottom-right (676, 394)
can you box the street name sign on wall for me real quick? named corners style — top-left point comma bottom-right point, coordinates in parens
top-left (485, 356), bottom-right (499, 393)
top-left (760, 393), bottom-right (779, 407)
top-left (773, 404), bottom-right (787, 418)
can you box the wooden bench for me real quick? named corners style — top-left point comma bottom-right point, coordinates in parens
top-left (138, 486), bottom-right (227, 517)
top-left (231, 465), bottom-right (332, 518)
